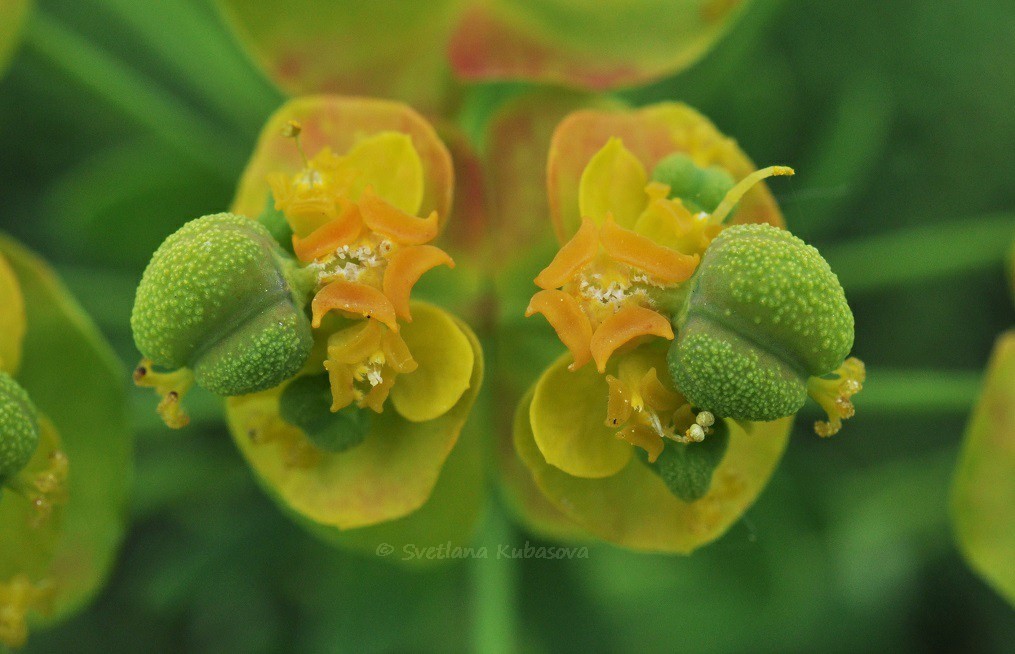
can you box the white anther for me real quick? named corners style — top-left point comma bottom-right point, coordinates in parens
top-left (695, 411), bottom-right (715, 428)
top-left (686, 424), bottom-right (706, 442)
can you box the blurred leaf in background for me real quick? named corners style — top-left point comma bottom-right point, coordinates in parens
top-left (217, 0), bottom-right (752, 115)
top-left (0, 0), bottom-right (31, 77)
top-left (952, 332), bottom-right (1015, 607)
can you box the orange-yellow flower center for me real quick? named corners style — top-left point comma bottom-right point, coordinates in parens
top-left (527, 216), bottom-right (690, 372)
top-left (324, 319), bottom-right (418, 413)
top-left (268, 141), bottom-right (452, 414)
top-left (604, 363), bottom-right (716, 462)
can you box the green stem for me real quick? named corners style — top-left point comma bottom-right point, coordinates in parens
top-left (823, 214), bottom-right (1014, 293)
top-left (22, 9), bottom-right (246, 180)
top-left (471, 502), bottom-right (519, 654)
top-left (803, 368), bottom-right (982, 416)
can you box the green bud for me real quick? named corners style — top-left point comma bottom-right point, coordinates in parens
top-left (668, 224), bottom-right (854, 422)
top-left (639, 418), bottom-right (730, 502)
top-left (279, 374), bottom-right (371, 453)
top-left (651, 153), bottom-right (736, 214)
top-left (131, 213), bottom-right (313, 397)
top-left (0, 371), bottom-right (39, 484)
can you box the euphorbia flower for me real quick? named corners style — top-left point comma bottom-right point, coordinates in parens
top-left (130, 96), bottom-right (484, 541)
top-left (261, 127), bottom-right (457, 415)
top-left (515, 103), bottom-right (864, 553)
top-left (0, 239), bottom-right (130, 647)
top-left (527, 136), bottom-right (747, 374)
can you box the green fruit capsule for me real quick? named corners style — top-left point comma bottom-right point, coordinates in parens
top-left (651, 153), bottom-right (737, 215)
top-left (668, 224), bottom-right (863, 431)
top-left (0, 371), bottom-right (39, 485)
top-left (131, 213), bottom-right (314, 423)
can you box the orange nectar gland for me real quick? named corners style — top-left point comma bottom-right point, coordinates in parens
top-left (526, 215), bottom-right (693, 373)
top-left (605, 362), bottom-right (718, 462)
top-left (526, 163), bottom-right (794, 375)
top-left (267, 130), bottom-right (453, 413)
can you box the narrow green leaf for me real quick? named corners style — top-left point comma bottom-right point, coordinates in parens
top-left (824, 214), bottom-right (1015, 293)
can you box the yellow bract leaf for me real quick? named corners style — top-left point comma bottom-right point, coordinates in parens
top-left (530, 354), bottom-right (632, 479)
top-left (232, 96), bottom-right (453, 233)
top-left (515, 385), bottom-right (792, 553)
top-left (339, 132), bottom-right (424, 215)
top-left (578, 138), bottom-right (648, 229)
top-left (226, 310), bottom-right (483, 532)
top-left (390, 303), bottom-right (474, 423)
top-left (549, 103), bottom-right (786, 242)
top-left (0, 235), bottom-right (130, 632)
top-left (0, 252), bottom-right (25, 374)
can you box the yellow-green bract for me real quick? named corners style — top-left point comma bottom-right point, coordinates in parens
top-left (0, 370), bottom-right (38, 484)
top-left (668, 224), bottom-right (854, 421)
top-left (131, 213), bottom-right (313, 396)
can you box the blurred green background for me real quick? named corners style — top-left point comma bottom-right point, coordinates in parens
top-left (1, 0), bottom-right (1012, 651)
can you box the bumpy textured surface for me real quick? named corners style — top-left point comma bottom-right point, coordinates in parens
top-left (0, 370), bottom-right (39, 483)
top-left (651, 153), bottom-right (735, 214)
top-left (668, 319), bottom-right (808, 421)
top-left (131, 213), bottom-right (313, 396)
top-left (669, 224), bottom-right (853, 420)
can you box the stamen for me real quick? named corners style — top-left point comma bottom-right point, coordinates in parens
top-left (282, 120), bottom-right (309, 170)
top-left (684, 424), bottom-right (706, 443)
top-left (695, 410), bottom-right (715, 428)
top-left (133, 359), bottom-right (194, 429)
top-left (807, 357), bottom-right (866, 437)
top-left (710, 165), bottom-right (795, 225)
